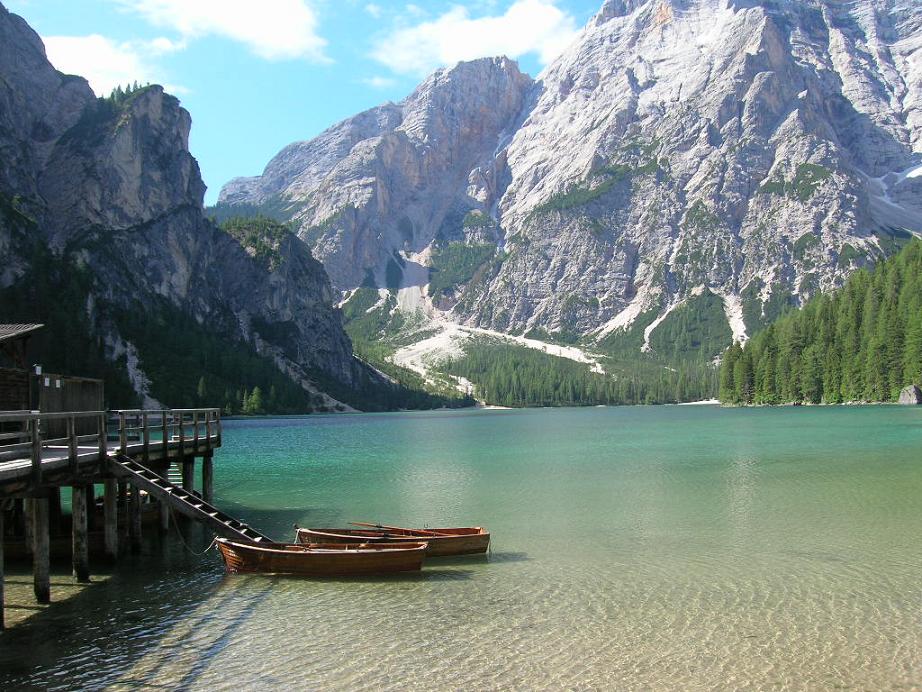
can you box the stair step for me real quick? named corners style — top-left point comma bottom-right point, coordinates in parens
top-left (108, 452), bottom-right (271, 543)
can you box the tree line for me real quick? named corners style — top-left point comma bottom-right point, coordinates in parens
top-left (443, 341), bottom-right (718, 407)
top-left (720, 240), bottom-right (922, 405)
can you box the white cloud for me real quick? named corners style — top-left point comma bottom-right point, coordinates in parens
top-left (371, 0), bottom-right (578, 76)
top-left (42, 34), bottom-right (185, 96)
top-left (365, 3), bottom-right (383, 19)
top-left (116, 0), bottom-right (329, 62)
top-left (362, 75), bottom-right (397, 89)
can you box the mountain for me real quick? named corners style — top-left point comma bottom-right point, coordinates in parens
top-left (0, 3), bottom-right (454, 413)
top-left (216, 0), bottom-right (922, 395)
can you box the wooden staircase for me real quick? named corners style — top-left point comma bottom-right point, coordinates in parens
top-left (106, 453), bottom-right (273, 544)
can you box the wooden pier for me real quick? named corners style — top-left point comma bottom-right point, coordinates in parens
top-left (0, 407), bottom-right (263, 630)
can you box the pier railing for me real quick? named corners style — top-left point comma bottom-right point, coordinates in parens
top-left (0, 408), bottom-right (222, 484)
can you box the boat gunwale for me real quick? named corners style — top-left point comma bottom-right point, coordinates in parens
top-left (215, 538), bottom-right (429, 556)
top-left (297, 527), bottom-right (488, 542)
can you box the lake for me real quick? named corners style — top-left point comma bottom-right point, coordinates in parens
top-left (1, 405), bottom-right (921, 689)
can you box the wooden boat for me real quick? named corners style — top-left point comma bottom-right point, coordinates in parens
top-left (214, 538), bottom-right (427, 576)
top-left (295, 522), bottom-right (490, 557)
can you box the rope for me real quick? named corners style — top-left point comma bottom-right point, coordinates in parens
top-left (167, 503), bottom-right (217, 556)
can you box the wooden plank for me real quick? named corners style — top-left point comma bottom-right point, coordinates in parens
top-left (178, 413), bottom-right (186, 461)
top-left (30, 418), bottom-right (41, 487)
top-left (193, 411), bottom-right (200, 453)
top-left (32, 497), bottom-right (50, 603)
top-left (103, 478), bottom-right (118, 560)
top-left (72, 484), bottom-right (89, 582)
top-left (142, 412), bottom-right (150, 465)
top-left (119, 412), bottom-right (127, 456)
top-left (67, 416), bottom-right (78, 475)
top-left (98, 414), bottom-right (107, 461)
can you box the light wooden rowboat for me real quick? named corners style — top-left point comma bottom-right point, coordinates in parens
top-left (295, 524), bottom-right (490, 557)
top-left (215, 538), bottom-right (427, 575)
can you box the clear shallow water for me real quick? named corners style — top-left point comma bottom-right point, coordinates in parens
top-left (2, 405), bottom-right (922, 689)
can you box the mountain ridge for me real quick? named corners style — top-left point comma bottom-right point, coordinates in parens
top-left (217, 0), bottom-right (922, 377)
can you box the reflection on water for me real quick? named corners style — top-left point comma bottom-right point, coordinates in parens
top-left (2, 405), bottom-right (922, 689)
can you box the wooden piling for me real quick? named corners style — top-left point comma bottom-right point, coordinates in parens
top-left (118, 481), bottom-right (129, 540)
top-left (72, 484), bottom-right (90, 582)
top-left (182, 460), bottom-right (195, 493)
top-left (129, 485), bottom-right (142, 553)
top-left (23, 497), bottom-right (32, 555)
top-left (202, 453), bottom-right (214, 503)
top-left (159, 498), bottom-right (170, 532)
top-left (0, 505), bottom-right (5, 630)
top-left (103, 478), bottom-right (118, 560)
top-left (32, 497), bottom-right (50, 604)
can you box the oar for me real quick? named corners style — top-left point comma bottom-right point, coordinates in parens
top-left (349, 521), bottom-right (448, 537)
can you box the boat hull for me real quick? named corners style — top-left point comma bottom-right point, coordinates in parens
top-left (215, 539), bottom-right (427, 576)
top-left (296, 527), bottom-right (490, 556)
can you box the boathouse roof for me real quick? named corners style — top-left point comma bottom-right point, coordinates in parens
top-left (0, 324), bottom-right (44, 344)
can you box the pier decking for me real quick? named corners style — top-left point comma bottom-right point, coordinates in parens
top-left (0, 409), bottom-right (221, 488)
top-left (0, 407), bottom-right (235, 629)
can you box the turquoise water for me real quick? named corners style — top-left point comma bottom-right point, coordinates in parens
top-left (1, 405), bottom-right (922, 689)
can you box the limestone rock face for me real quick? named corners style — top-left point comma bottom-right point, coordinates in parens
top-left (219, 0), bottom-right (922, 352)
top-left (0, 2), bottom-right (365, 401)
top-left (898, 385), bottom-right (922, 405)
top-left (220, 57), bottom-right (534, 289)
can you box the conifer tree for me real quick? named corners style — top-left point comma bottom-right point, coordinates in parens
top-left (719, 240), bottom-right (922, 405)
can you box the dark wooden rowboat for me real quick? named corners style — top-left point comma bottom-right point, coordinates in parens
top-left (295, 524), bottom-right (490, 556)
top-left (215, 538), bottom-right (427, 575)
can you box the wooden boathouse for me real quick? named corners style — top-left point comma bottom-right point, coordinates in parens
top-left (0, 324), bottom-right (270, 629)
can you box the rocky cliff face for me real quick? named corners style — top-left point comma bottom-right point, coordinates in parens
top-left (0, 2), bottom-right (367, 406)
top-left (219, 0), bottom-right (922, 361)
top-left (221, 57), bottom-right (534, 289)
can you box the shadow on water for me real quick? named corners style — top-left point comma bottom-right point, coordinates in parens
top-left (0, 504), bottom-right (330, 687)
top-left (0, 500), bottom-right (498, 687)
top-left (221, 568), bottom-right (475, 585)
top-left (117, 581), bottom-right (276, 690)
top-left (427, 551), bottom-right (531, 567)
top-left (213, 500), bottom-right (321, 542)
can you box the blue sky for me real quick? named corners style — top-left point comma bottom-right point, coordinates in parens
top-left (7, 1), bottom-right (602, 204)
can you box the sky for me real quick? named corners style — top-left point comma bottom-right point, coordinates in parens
top-left (6, 0), bottom-right (603, 205)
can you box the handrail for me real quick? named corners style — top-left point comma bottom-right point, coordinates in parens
top-left (0, 408), bottom-right (222, 485)
top-left (0, 410), bottom-right (106, 423)
top-left (112, 408), bottom-right (221, 415)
